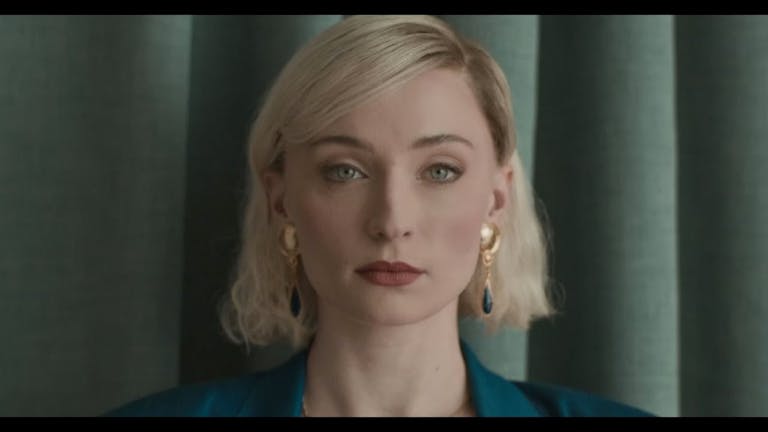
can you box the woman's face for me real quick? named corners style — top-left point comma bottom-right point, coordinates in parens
top-left (267, 67), bottom-right (512, 328)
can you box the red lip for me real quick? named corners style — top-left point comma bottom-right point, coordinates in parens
top-left (355, 261), bottom-right (424, 273)
top-left (356, 261), bottom-right (425, 286)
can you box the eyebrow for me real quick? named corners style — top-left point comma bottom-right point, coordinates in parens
top-left (308, 133), bottom-right (475, 152)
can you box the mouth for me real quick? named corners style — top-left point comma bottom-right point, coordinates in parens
top-left (355, 261), bottom-right (425, 287)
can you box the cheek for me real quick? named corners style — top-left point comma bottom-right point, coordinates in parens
top-left (291, 186), bottom-right (361, 270)
top-left (442, 207), bottom-right (485, 259)
top-left (297, 197), bottom-right (339, 250)
top-left (438, 179), bottom-right (490, 256)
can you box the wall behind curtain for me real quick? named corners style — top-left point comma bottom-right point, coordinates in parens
top-left (1, 15), bottom-right (766, 416)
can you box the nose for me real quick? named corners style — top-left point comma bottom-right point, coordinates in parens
top-left (365, 171), bottom-right (414, 242)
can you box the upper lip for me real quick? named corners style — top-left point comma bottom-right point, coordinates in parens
top-left (356, 261), bottom-right (424, 273)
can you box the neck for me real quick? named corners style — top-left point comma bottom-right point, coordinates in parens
top-left (303, 300), bottom-right (474, 417)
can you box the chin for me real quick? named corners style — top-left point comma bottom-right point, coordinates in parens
top-left (350, 296), bottom-right (459, 328)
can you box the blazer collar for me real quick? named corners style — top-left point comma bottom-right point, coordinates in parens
top-left (237, 340), bottom-right (541, 417)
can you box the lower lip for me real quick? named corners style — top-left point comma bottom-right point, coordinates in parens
top-left (356, 271), bottom-right (423, 286)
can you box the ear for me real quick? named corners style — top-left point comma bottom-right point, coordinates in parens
top-left (261, 169), bottom-right (288, 226)
top-left (486, 163), bottom-right (514, 225)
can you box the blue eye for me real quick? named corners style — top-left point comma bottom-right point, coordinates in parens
top-left (324, 164), bottom-right (364, 182)
top-left (425, 164), bottom-right (461, 183)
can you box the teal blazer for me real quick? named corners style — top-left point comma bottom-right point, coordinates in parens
top-left (108, 342), bottom-right (652, 417)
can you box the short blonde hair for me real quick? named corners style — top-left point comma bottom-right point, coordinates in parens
top-left (219, 15), bottom-right (555, 350)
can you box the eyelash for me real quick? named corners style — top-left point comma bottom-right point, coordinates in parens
top-left (323, 163), bottom-right (463, 184)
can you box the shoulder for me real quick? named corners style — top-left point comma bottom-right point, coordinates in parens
top-left (460, 341), bottom-right (652, 417)
top-left (105, 373), bottom-right (265, 417)
top-left (106, 351), bottom-right (306, 417)
top-left (511, 380), bottom-right (654, 417)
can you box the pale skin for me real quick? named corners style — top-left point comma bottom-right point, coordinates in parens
top-left (263, 67), bottom-right (514, 416)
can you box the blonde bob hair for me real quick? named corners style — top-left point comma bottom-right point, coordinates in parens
top-left (220, 15), bottom-right (554, 349)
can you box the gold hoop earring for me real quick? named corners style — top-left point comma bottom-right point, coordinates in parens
top-left (278, 223), bottom-right (301, 317)
top-left (480, 222), bottom-right (501, 315)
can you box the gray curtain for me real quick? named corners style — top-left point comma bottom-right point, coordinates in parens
top-left (2, 15), bottom-right (766, 417)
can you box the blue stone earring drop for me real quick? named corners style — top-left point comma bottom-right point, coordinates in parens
top-left (479, 223), bottom-right (501, 316)
top-left (290, 286), bottom-right (301, 318)
top-left (482, 281), bottom-right (493, 315)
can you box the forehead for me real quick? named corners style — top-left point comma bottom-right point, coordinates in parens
top-left (319, 68), bottom-right (491, 148)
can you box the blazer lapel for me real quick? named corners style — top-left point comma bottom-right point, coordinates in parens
top-left (462, 341), bottom-right (543, 417)
top-left (236, 349), bottom-right (307, 416)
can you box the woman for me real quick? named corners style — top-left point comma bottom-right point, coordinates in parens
top-left (109, 15), bottom-right (651, 417)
